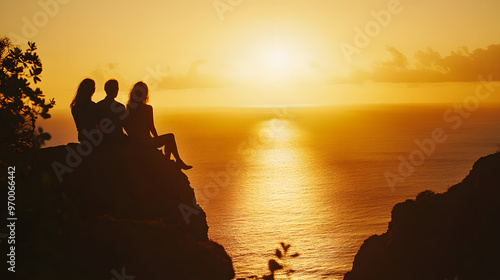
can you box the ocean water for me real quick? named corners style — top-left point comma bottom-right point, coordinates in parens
top-left (39, 104), bottom-right (500, 279)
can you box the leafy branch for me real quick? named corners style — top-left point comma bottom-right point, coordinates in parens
top-left (0, 36), bottom-right (55, 152)
top-left (239, 242), bottom-right (300, 280)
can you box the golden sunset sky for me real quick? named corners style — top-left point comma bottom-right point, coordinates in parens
top-left (1, 0), bottom-right (500, 108)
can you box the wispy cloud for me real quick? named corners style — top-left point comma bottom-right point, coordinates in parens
top-left (336, 44), bottom-right (500, 83)
top-left (90, 63), bottom-right (122, 85)
top-left (156, 60), bottom-right (224, 90)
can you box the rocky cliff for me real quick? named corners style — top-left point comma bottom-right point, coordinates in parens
top-left (7, 144), bottom-right (235, 280)
top-left (344, 152), bottom-right (500, 280)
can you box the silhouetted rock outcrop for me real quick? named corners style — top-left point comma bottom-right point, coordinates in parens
top-left (11, 144), bottom-right (234, 280)
top-left (344, 152), bottom-right (500, 280)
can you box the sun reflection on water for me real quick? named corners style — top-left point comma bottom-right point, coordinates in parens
top-left (229, 118), bottom-right (344, 279)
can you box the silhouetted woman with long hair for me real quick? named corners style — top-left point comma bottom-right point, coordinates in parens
top-left (70, 78), bottom-right (98, 142)
top-left (125, 81), bottom-right (192, 170)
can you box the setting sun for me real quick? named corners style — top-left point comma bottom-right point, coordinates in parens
top-left (264, 49), bottom-right (292, 71)
top-left (237, 41), bottom-right (310, 85)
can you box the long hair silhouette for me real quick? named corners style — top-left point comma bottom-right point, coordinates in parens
top-left (71, 78), bottom-right (98, 143)
top-left (127, 81), bottom-right (149, 109)
top-left (70, 78), bottom-right (95, 108)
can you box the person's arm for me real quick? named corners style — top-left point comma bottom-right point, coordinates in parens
top-left (148, 105), bottom-right (159, 137)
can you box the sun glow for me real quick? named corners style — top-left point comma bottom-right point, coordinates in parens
top-left (264, 49), bottom-right (292, 71)
top-left (224, 32), bottom-right (314, 86)
top-left (245, 45), bottom-right (307, 84)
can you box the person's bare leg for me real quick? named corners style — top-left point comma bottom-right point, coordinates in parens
top-left (163, 135), bottom-right (173, 160)
top-left (157, 133), bottom-right (192, 169)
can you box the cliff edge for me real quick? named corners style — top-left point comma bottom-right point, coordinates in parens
top-left (8, 144), bottom-right (235, 280)
top-left (344, 152), bottom-right (500, 280)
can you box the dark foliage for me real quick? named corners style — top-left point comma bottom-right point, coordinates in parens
top-left (0, 37), bottom-right (55, 153)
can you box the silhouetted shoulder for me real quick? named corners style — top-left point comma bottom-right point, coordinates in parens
top-left (96, 99), bottom-right (126, 115)
top-left (115, 101), bottom-right (126, 108)
top-left (71, 101), bottom-right (98, 125)
top-left (111, 100), bottom-right (126, 113)
top-left (142, 104), bottom-right (153, 115)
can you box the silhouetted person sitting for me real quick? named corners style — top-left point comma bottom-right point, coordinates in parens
top-left (70, 78), bottom-right (99, 143)
top-left (125, 81), bottom-right (192, 170)
top-left (96, 79), bottom-right (128, 144)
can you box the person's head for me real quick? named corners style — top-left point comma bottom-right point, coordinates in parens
top-left (127, 81), bottom-right (149, 108)
top-left (104, 79), bottom-right (119, 98)
top-left (70, 78), bottom-right (95, 108)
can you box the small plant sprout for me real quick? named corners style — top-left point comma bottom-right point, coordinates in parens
top-left (262, 242), bottom-right (300, 280)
